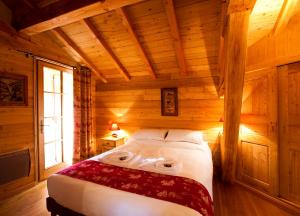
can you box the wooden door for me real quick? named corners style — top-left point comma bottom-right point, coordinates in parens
top-left (37, 61), bottom-right (73, 180)
top-left (278, 62), bottom-right (300, 205)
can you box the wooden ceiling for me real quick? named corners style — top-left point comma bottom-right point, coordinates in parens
top-left (51, 0), bottom-right (221, 82)
top-left (2, 0), bottom-right (299, 83)
top-left (248, 0), bottom-right (300, 46)
top-left (248, 0), bottom-right (285, 46)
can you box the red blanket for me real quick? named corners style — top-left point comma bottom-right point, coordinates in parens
top-left (58, 160), bottom-right (213, 216)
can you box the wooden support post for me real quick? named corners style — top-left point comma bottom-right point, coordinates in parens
top-left (217, 2), bottom-right (227, 97)
top-left (221, 10), bottom-right (250, 182)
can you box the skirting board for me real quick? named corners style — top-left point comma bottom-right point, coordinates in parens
top-left (235, 180), bottom-right (300, 215)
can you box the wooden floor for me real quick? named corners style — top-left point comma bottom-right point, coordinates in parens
top-left (0, 181), bottom-right (49, 216)
top-left (0, 179), bottom-right (296, 216)
top-left (213, 180), bottom-right (295, 216)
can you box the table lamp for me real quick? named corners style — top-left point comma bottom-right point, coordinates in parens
top-left (109, 122), bottom-right (120, 138)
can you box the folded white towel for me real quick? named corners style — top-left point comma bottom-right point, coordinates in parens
top-left (138, 157), bottom-right (164, 167)
top-left (155, 159), bottom-right (179, 172)
top-left (101, 151), bottom-right (134, 165)
top-left (138, 157), bottom-right (181, 175)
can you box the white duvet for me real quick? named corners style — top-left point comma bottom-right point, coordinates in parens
top-left (47, 139), bottom-right (213, 216)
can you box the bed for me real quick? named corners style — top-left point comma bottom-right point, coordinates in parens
top-left (47, 129), bottom-right (213, 216)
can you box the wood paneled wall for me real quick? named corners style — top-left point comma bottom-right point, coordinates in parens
top-left (247, 12), bottom-right (300, 70)
top-left (238, 69), bottom-right (278, 195)
top-left (0, 33), bottom-right (74, 199)
top-left (0, 45), bottom-right (35, 199)
top-left (95, 79), bottom-right (223, 166)
top-left (241, 8), bottom-right (300, 201)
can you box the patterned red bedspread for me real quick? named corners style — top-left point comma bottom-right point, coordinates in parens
top-left (57, 160), bottom-right (213, 216)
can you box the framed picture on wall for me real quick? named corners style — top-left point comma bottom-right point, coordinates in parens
top-left (161, 88), bottom-right (178, 116)
top-left (0, 73), bottom-right (28, 106)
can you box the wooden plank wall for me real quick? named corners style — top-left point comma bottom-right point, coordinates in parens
top-left (0, 44), bottom-right (36, 199)
top-left (238, 68), bottom-right (278, 195)
top-left (0, 32), bottom-right (74, 199)
top-left (247, 12), bottom-right (300, 70)
top-left (95, 80), bottom-right (224, 167)
top-left (241, 9), bottom-right (300, 198)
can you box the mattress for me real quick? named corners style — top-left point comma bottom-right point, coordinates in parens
top-left (47, 139), bottom-right (213, 216)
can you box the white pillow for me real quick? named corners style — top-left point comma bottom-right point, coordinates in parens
top-left (165, 129), bottom-right (204, 144)
top-left (131, 129), bottom-right (168, 141)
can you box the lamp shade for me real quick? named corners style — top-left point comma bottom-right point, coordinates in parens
top-left (109, 122), bottom-right (120, 131)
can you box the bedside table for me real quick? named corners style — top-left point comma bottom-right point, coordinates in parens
top-left (99, 136), bottom-right (125, 153)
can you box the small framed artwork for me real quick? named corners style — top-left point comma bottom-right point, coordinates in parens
top-left (0, 73), bottom-right (28, 106)
top-left (161, 88), bottom-right (178, 116)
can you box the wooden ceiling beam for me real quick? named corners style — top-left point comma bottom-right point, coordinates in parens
top-left (82, 18), bottom-right (131, 81)
top-left (96, 75), bottom-right (218, 91)
top-left (163, 0), bottom-right (187, 75)
top-left (52, 27), bottom-right (107, 83)
top-left (0, 20), bottom-right (76, 66)
top-left (0, 20), bottom-right (16, 36)
top-left (0, 19), bottom-right (33, 44)
top-left (17, 0), bottom-right (145, 35)
top-left (22, 0), bottom-right (35, 9)
top-left (115, 7), bottom-right (156, 79)
top-left (272, 0), bottom-right (297, 36)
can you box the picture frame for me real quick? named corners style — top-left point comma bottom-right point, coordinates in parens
top-left (0, 73), bottom-right (28, 106)
top-left (161, 88), bottom-right (178, 116)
